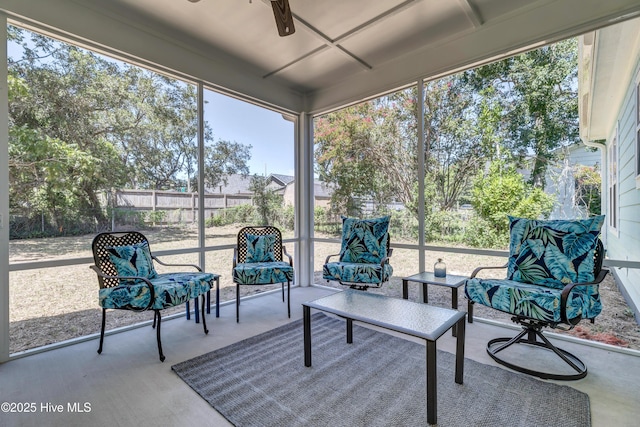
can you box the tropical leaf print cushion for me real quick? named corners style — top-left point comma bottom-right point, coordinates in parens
top-left (506, 215), bottom-right (605, 288)
top-left (107, 241), bottom-right (158, 283)
top-left (339, 216), bottom-right (390, 264)
top-left (245, 233), bottom-right (277, 263)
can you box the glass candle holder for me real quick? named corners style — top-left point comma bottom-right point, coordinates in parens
top-left (434, 258), bottom-right (446, 278)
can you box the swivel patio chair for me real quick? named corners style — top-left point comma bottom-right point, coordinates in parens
top-left (91, 231), bottom-right (220, 362)
top-left (323, 216), bottom-right (393, 291)
top-left (232, 226), bottom-right (294, 322)
top-left (465, 215), bottom-right (608, 380)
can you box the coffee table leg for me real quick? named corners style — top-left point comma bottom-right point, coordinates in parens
top-left (455, 316), bottom-right (465, 384)
top-left (304, 305), bottom-right (312, 367)
top-left (451, 288), bottom-right (458, 336)
top-left (426, 340), bottom-right (437, 425)
top-left (423, 283), bottom-right (428, 304)
top-left (346, 318), bottom-right (353, 343)
top-left (402, 279), bottom-right (408, 299)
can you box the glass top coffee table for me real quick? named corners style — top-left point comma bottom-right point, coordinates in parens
top-left (302, 289), bottom-right (466, 425)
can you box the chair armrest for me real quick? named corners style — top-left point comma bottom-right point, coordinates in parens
top-left (560, 268), bottom-right (609, 323)
top-left (469, 264), bottom-right (508, 279)
top-left (233, 247), bottom-right (238, 268)
top-left (380, 256), bottom-right (391, 268)
top-left (152, 256), bottom-right (202, 272)
top-left (283, 245), bottom-right (293, 266)
top-left (90, 265), bottom-right (155, 310)
top-left (324, 253), bottom-right (340, 264)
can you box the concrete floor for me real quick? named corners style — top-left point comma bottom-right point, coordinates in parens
top-left (1, 286), bottom-right (638, 427)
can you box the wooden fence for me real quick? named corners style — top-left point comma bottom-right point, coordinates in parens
top-left (111, 189), bottom-right (253, 225)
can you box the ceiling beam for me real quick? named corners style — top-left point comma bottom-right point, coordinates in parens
top-left (458, 0), bottom-right (483, 28)
top-left (261, 0), bottom-right (421, 78)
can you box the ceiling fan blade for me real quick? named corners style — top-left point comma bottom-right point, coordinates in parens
top-left (271, 0), bottom-right (295, 36)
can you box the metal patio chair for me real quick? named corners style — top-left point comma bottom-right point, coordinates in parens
top-left (232, 225), bottom-right (294, 322)
top-left (323, 216), bottom-right (393, 291)
top-left (90, 231), bottom-right (219, 361)
top-left (465, 216), bottom-right (608, 380)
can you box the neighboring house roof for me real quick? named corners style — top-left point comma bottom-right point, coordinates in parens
top-left (206, 174), bottom-right (252, 194)
top-left (314, 181), bottom-right (333, 198)
top-left (206, 173), bottom-right (333, 198)
top-left (269, 174), bottom-right (295, 186)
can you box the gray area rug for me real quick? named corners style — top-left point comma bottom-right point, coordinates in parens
top-left (172, 313), bottom-right (591, 426)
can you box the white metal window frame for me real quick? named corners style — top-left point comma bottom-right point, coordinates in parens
top-left (608, 123), bottom-right (619, 235)
top-left (635, 72), bottom-right (640, 189)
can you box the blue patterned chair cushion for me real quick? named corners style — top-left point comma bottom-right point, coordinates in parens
top-left (465, 277), bottom-right (602, 323)
top-left (233, 261), bottom-right (294, 285)
top-left (507, 215), bottom-right (605, 288)
top-left (245, 233), bottom-right (277, 263)
top-left (107, 242), bottom-right (157, 283)
top-left (339, 216), bottom-right (390, 263)
top-left (323, 262), bottom-right (393, 284)
top-left (99, 272), bottom-right (214, 310)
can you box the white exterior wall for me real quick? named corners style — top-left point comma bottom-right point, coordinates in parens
top-left (603, 57), bottom-right (640, 319)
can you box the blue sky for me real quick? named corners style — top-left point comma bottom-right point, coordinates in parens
top-left (205, 91), bottom-right (295, 177)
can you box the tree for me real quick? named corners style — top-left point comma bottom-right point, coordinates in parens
top-left (315, 99), bottom-right (410, 216)
top-left (249, 175), bottom-right (282, 225)
top-left (422, 76), bottom-right (488, 210)
top-left (463, 39), bottom-right (579, 188)
top-left (471, 161), bottom-right (555, 238)
top-left (315, 78), bottom-right (490, 219)
top-left (7, 26), bottom-right (252, 234)
top-left (202, 140), bottom-right (252, 190)
top-left (574, 165), bottom-right (602, 217)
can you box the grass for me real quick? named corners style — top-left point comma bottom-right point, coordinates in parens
top-left (7, 225), bottom-right (640, 354)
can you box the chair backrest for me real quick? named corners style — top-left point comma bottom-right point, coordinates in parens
top-left (236, 226), bottom-right (284, 264)
top-left (92, 231), bottom-right (149, 289)
top-left (506, 216), bottom-right (605, 289)
top-left (338, 216), bottom-right (391, 264)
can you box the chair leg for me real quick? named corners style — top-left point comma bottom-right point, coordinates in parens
top-left (287, 281), bottom-right (290, 318)
top-left (97, 308), bottom-right (106, 355)
top-left (194, 297), bottom-right (200, 324)
top-left (281, 282), bottom-right (285, 302)
top-left (152, 310), bottom-right (158, 329)
top-left (155, 310), bottom-right (165, 362)
top-left (185, 300), bottom-right (191, 320)
top-left (201, 294), bottom-right (209, 335)
top-left (236, 283), bottom-right (240, 323)
top-left (486, 325), bottom-right (587, 380)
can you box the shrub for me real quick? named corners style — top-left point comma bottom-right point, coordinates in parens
top-left (205, 204), bottom-right (257, 227)
top-left (471, 161), bottom-right (555, 240)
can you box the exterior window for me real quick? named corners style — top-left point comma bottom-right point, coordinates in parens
top-left (608, 130), bottom-right (618, 232)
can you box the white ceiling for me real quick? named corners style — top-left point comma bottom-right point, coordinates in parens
top-left (3, 0), bottom-right (640, 114)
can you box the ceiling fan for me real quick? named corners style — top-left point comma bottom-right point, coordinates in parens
top-left (269, 0), bottom-right (296, 37)
top-left (188, 0), bottom-right (295, 37)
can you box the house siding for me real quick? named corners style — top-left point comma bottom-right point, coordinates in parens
top-left (603, 58), bottom-right (640, 319)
